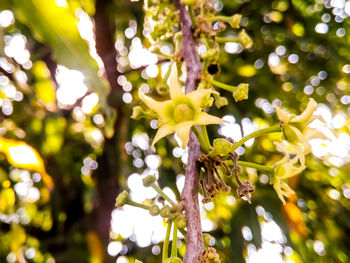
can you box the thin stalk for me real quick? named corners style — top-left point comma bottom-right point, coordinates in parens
top-left (209, 79), bottom-right (234, 92)
top-left (231, 124), bottom-right (281, 151)
top-left (202, 59), bottom-right (209, 74)
top-left (200, 125), bottom-right (210, 151)
top-left (127, 200), bottom-right (151, 210)
top-left (163, 62), bottom-right (172, 83)
top-left (226, 160), bottom-right (274, 174)
top-left (188, 6), bottom-right (196, 28)
top-left (171, 219), bottom-right (179, 257)
top-left (207, 15), bottom-right (230, 22)
top-left (150, 183), bottom-right (175, 204)
top-left (192, 126), bottom-right (209, 153)
top-left (153, 51), bottom-right (174, 60)
top-left (215, 37), bottom-right (239, 43)
top-left (163, 220), bottom-right (173, 262)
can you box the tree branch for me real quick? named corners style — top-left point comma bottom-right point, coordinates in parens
top-left (175, 1), bottom-right (204, 262)
top-left (92, 0), bottom-right (124, 260)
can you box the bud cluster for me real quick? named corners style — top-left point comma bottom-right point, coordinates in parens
top-left (115, 176), bottom-right (187, 228)
top-left (198, 138), bottom-right (255, 203)
top-left (199, 247), bottom-right (221, 263)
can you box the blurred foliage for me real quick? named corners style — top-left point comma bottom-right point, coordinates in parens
top-left (0, 0), bottom-right (349, 263)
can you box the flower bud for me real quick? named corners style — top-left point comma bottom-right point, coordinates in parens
top-left (213, 93), bottom-right (228, 108)
top-left (178, 217), bottom-right (187, 228)
top-left (149, 205), bottom-right (160, 216)
top-left (213, 138), bottom-right (235, 155)
top-left (229, 14), bottom-right (242, 28)
top-left (160, 205), bottom-right (171, 218)
top-left (201, 92), bottom-right (214, 109)
top-left (115, 191), bottom-right (129, 208)
top-left (282, 125), bottom-right (301, 144)
top-left (135, 260), bottom-right (143, 263)
top-left (233, 83), bottom-right (249, 102)
top-left (143, 175), bottom-right (156, 187)
top-left (156, 82), bottom-right (169, 95)
top-left (131, 106), bottom-right (144, 120)
top-left (131, 106), bottom-right (157, 120)
top-left (238, 30), bottom-right (253, 49)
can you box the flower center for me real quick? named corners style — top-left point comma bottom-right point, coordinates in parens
top-left (173, 103), bottom-right (195, 123)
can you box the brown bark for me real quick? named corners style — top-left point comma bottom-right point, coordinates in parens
top-left (175, 1), bottom-right (205, 262)
top-left (91, 0), bottom-right (123, 260)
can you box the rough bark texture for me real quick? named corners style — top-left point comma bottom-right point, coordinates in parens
top-left (175, 1), bottom-right (205, 262)
top-left (92, 0), bottom-right (123, 261)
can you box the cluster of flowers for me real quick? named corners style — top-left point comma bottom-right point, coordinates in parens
top-left (133, 62), bottom-right (325, 205)
top-left (272, 98), bottom-right (324, 204)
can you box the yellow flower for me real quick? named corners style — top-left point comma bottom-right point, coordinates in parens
top-left (272, 145), bottom-right (306, 205)
top-left (138, 63), bottom-right (224, 150)
top-left (274, 98), bottom-right (324, 156)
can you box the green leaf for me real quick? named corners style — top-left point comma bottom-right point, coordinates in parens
top-left (10, 0), bottom-right (108, 97)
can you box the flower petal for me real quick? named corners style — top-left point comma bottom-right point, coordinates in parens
top-left (169, 63), bottom-right (185, 100)
top-left (291, 98), bottom-right (317, 123)
top-left (273, 180), bottom-right (287, 205)
top-left (280, 181), bottom-right (295, 197)
top-left (274, 106), bottom-right (291, 124)
top-left (151, 124), bottom-right (175, 151)
top-left (274, 142), bottom-right (290, 165)
top-left (186, 89), bottom-right (217, 110)
top-left (138, 89), bottom-right (171, 120)
top-left (304, 128), bottom-right (327, 141)
top-left (174, 121), bottom-right (195, 148)
top-left (195, 112), bottom-right (225, 125)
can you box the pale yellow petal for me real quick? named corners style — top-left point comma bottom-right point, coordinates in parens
top-left (280, 182), bottom-right (295, 197)
top-left (273, 180), bottom-right (286, 205)
top-left (195, 112), bottom-right (225, 126)
top-left (186, 89), bottom-right (217, 110)
top-left (274, 106), bottom-right (291, 124)
top-left (292, 98), bottom-right (317, 123)
top-left (304, 127), bottom-right (327, 141)
top-left (293, 144), bottom-right (306, 166)
top-left (174, 121), bottom-right (194, 148)
top-left (151, 124), bottom-right (175, 151)
top-left (169, 63), bottom-right (185, 100)
top-left (138, 89), bottom-right (171, 120)
top-left (274, 142), bottom-right (291, 166)
top-left (289, 126), bottom-right (305, 142)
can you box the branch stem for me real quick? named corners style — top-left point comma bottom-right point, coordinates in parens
top-left (171, 219), bottom-right (179, 257)
top-left (207, 15), bottom-right (230, 22)
top-left (201, 125), bottom-right (210, 151)
top-left (163, 220), bottom-right (173, 262)
top-left (188, 6), bottom-right (196, 28)
top-left (231, 124), bottom-right (281, 152)
top-left (215, 37), bottom-right (239, 43)
top-left (150, 182), bottom-right (175, 205)
top-left (192, 126), bottom-right (210, 154)
top-left (226, 160), bottom-right (274, 174)
top-left (126, 200), bottom-right (150, 210)
top-left (210, 79), bottom-right (235, 92)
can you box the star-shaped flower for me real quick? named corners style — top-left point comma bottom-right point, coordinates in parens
top-left (138, 63), bottom-right (224, 151)
top-left (272, 143), bottom-right (306, 205)
top-left (274, 98), bottom-right (325, 158)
